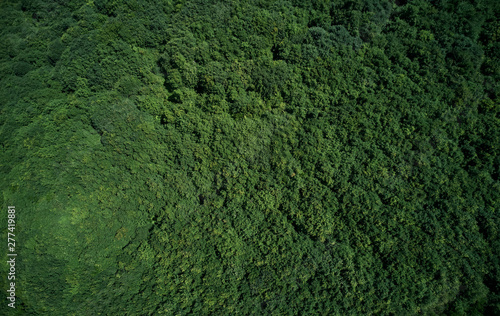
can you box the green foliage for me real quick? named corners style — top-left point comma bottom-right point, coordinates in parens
top-left (0, 0), bottom-right (499, 314)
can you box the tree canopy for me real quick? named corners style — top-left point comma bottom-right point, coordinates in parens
top-left (0, 0), bottom-right (499, 314)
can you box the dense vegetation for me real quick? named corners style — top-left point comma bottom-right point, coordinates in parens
top-left (0, 0), bottom-right (499, 314)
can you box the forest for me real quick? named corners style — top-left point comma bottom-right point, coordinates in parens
top-left (0, 0), bottom-right (499, 314)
